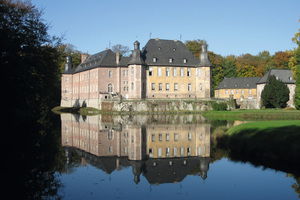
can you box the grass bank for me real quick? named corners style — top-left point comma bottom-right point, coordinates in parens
top-left (217, 120), bottom-right (300, 171)
top-left (203, 109), bottom-right (300, 120)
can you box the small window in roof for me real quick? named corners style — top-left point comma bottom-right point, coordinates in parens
top-left (289, 77), bottom-right (293, 81)
top-left (169, 58), bottom-right (173, 63)
top-left (173, 48), bottom-right (176, 51)
top-left (246, 83), bottom-right (249, 87)
top-left (153, 57), bottom-right (157, 62)
top-left (158, 47), bottom-right (161, 50)
top-left (235, 83), bottom-right (237, 87)
top-left (183, 58), bottom-right (187, 63)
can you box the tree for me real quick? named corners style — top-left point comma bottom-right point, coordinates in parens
top-left (111, 44), bottom-right (130, 56)
top-left (273, 51), bottom-right (291, 69)
top-left (1, 1), bottom-right (63, 198)
top-left (223, 55), bottom-right (237, 78)
top-left (292, 17), bottom-right (300, 109)
top-left (185, 39), bottom-right (205, 57)
top-left (261, 75), bottom-right (290, 108)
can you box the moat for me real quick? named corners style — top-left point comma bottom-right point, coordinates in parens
top-left (56, 114), bottom-right (299, 199)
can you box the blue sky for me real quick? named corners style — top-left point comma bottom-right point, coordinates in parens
top-left (32, 0), bottom-right (300, 56)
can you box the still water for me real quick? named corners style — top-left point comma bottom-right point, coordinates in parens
top-left (56, 114), bottom-right (299, 200)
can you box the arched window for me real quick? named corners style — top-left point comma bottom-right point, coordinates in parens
top-left (108, 83), bottom-right (113, 93)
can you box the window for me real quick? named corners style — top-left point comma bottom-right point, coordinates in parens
top-left (108, 130), bottom-right (113, 140)
top-left (109, 71), bottom-right (112, 77)
top-left (149, 67), bottom-right (153, 76)
top-left (188, 133), bottom-right (192, 140)
top-left (151, 134), bottom-right (155, 142)
top-left (149, 148), bottom-right (153, 157)
top-left (159, 134), bottom-right (162, 141)
top-left (198, 147), bottom-right (202, 156)
top-left (236, 89), bottom-right (239, 94)
top-left (198, 68), bottom-right (201, 77)
top-left (151, 83), bottom-right (155, 91)
top-left (158, 148), bottom-right (162, 157)
top-left (241, 89), bottom-right (244, 94)
top-left (180, 147), bottom-right (184, 156)
top-left (187, 147), bottom-right (191, 156)
top-left (123, 70), bottom-right (128, 77)
top-left (166, 67), bottom-right (170, 76)
top-left (108, 83), bottom-right (113, 93)
top-left (159, 83), bottom-right (162, 91)
top-left (166, 148), bottom-right (170, 157)
top-left (174, 83), bottom-right (178, 91)
top-left (230, 90), bottom-right (234, 94)
top-left (199, 83), bottom-right (203, 90)
top-left (65, 77), bottom-right (69, 82)
top-left (188, 83), bottom-right (192, 91)
top-left (225, 90), bottom-right (228, 94)
top-left (173, 147), bottom-right (177, 157)
top-left (166, 133), bottom-right (170, 141)
top-left (173, 67), bottom-right (177, 76)
top-left (131, 67), bottom-right (134, 75)
top-left (158, 67), bottom-right (162, 76)
top-left (131, 82), bottom-right (134, 90)
top-left (166, 83), bottom-right (170, 91)
top-left (180, 68), bottom-right (184, 77)
top-left (187, 68), bottom-right (191, 77)
top-left (249, 89), bottom-right (252, 94)
top-left (174, 133), bottom-right (178, 141)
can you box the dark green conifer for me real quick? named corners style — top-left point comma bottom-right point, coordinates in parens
top-left (261, 75), bottom-right (290, 108)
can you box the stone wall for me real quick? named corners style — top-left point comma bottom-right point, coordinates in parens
top-left (99, 99), bottom-right (233, 113)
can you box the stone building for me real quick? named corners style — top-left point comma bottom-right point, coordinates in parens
top-left (61, 38), bottom-right (212, 108)
top-left (215, 69), bottom-right (296, 108)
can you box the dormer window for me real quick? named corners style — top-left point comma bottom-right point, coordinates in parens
top-left (173, 48), bottom-right (176, 51)
top-left (158, 47), bottom-right (161, 50)
top-left (246, 83), bottom-right (249, 87)
top-left (235, 83), bottom-right (237, 87)
top-left (183, 58), bottom-right (187, 63)
top-left (169, 58), bottom-right (173, 63)
top-left (289, 77), bottom-right (293, 81)
top-left (153, 57), bottom-right (157, 62)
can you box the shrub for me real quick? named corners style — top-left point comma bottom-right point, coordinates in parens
top-left (212, 102), bottom-right (228, 111)
top-left (261, 75), bottom-right (290, 108)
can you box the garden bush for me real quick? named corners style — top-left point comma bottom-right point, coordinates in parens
top-left (212, 102), bottom-right (228, 111)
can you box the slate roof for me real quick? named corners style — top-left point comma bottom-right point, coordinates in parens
top-left (63, 49), bottom-right (130, 74)
top-left (141, 39), bottom-right (200, 67)
top-left (257, 69), bottom-right (295, 84)
top-left (215, 77), bottom-right (262, 89)
top-left (63, 38), bottom-right (208, 74)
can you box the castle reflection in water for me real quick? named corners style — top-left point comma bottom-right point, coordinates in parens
top-left (61, 114), bottom-right (211, 184)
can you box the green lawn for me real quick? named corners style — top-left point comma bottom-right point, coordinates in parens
top-left (217, 120), bottom-right (300, 166)
top-left (226, 120), bottom-right (300, 135)
top-left (203, 109), bottom-right (300, 120)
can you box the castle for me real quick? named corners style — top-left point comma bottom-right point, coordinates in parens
top-left (61, 38), bottom-right (212, 108)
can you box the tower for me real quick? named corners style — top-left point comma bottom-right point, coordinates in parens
top-left (128, 40), bottom-right (146, 99)
top-left (64, 56), bottom-right (73, 72)
top-left (198, 41), bottom-right (212, 98)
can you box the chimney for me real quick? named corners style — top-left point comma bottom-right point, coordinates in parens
top-left (116, 52), bottom-right (120, 64)
top-left (81, 54), bottom-right (88, 63)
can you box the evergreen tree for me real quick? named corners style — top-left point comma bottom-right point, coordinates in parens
top-left (261, 75), bottom-right (290, 108)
